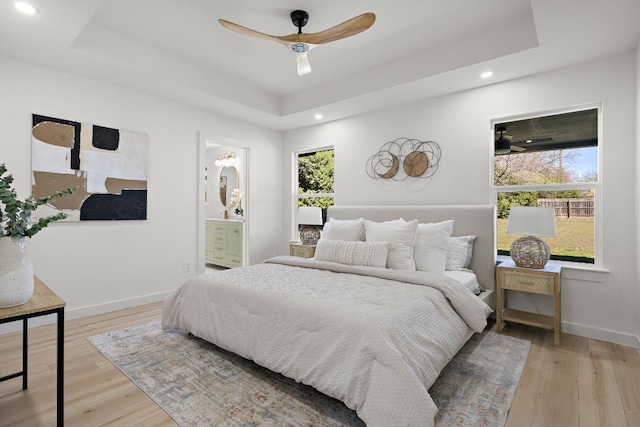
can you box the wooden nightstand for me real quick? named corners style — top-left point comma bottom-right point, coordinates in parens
top-left (496, 260), bottom-right (562, 346)
top-left (290, 243), bottom-right (316, 258)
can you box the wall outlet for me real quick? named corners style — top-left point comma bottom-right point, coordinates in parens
top-left (183, 261), bottom-right (191, 272)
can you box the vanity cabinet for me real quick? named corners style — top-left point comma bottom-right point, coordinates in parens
top-left (205, 219), bottom-right (243, 268)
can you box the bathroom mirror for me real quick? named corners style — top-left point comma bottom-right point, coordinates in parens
top-left (219, 165), bottom-right (238, 207)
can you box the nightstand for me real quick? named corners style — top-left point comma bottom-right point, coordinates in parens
top-left (496, 260), bottom-right (562, 346)
top-left (290, 243), bottom-right (316, 258)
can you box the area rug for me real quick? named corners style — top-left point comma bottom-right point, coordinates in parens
top-left (87, 320), bottom-right (530, 427)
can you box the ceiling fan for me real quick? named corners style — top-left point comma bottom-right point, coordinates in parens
top-left (218, 10), bottom-right (376, 76)
top-left (495, 126), bottom-right (526, 155)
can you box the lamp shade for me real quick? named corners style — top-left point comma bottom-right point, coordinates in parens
top-left (506, 206), bottom-right (556, 237)
top-left (298, 206), bottom-right (323, 225)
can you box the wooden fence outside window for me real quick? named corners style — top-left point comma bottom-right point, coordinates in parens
top-left (538, 198), bottom-right (594, 218)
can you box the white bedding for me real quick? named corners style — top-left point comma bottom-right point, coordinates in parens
top-left (442, 270), bottom-right (482, 294)
top-left (162, 256), bottom-right (492, 427)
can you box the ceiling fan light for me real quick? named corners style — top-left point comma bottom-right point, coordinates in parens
top-left (291, 42), bottom-right (309, 53)
top-left (296, 52), bottom-right (311, 76)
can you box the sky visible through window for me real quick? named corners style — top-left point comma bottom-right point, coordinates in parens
top-left (566, 146), bottom-right (597, 180)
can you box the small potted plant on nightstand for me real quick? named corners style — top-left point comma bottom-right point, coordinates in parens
top-left (0, 163), bottom-right (75, 307)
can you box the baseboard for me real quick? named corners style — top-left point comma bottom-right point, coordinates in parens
top-left (66, 290), bottom-right (174, 320)
top-left (562, 321), bottom-right (640, 348)
top-left (0, 291), bottom-right (173, 335)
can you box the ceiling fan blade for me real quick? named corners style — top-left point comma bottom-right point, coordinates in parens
top-left (218, 19), bottom-right (289, 45)
top-left (219, 12), bottom-right (375, 77)
top-left (297, 13), bottom-right (376, 45)
top-left (296, 52), bottom-right (312, 76)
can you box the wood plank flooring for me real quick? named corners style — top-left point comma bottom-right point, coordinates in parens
top-left (0, 301), bottom-right (638, 426)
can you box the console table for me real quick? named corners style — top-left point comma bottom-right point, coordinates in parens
top-left (0, 276), bottom-right (66, 425)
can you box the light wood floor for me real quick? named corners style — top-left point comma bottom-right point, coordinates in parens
top-left (0, 301), bottom-right (639, 426)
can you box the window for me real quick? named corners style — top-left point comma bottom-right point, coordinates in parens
top-left (294, 148), bottom-right (334, 238)
top-left (493, 108), bottom-right (599, 264)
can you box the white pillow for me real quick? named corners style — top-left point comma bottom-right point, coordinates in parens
top-left (446, 235), bottom-right (477, 271)
top-left (322, 218), bottom-right (365, 241)
top-left (314, 240), bottom-right (389, 268)
top-left (413, 220), bottom-right (454, 273)
top-left (365, 219), bottom-right (418, 270)
top-left (386, 243), bottom-right (416, 270)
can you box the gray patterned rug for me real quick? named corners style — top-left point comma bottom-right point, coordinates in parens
top-left (88, 320), bottom-right (530, 426)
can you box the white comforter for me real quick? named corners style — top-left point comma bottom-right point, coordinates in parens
top-left (162, 256), bottom-right (492, 427)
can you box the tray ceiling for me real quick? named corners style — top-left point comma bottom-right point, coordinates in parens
top-left (0, 0), bottom-right (638, 130)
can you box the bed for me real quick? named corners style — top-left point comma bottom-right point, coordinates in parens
top-left (162, 205), bottom-right (496, 426)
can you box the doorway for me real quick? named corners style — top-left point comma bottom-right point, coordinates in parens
top-left (198, 132), bottom-right (249, 274)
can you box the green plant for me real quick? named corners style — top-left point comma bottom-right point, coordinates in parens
top-left (0, 163), bottom-right (76, 237)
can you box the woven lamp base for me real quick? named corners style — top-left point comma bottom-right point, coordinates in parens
top-left (300, 226), bottom-right (321, 246)
top-left (510, 235), bottom-right (550, 269)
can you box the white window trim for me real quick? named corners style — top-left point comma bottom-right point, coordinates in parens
top-left (291, 146), bottom-right (335, 241)
top-left (490, 105), bottom-right (604, 271)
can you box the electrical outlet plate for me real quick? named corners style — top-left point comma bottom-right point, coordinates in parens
top-left (183, 262), bottom-right (191, 272)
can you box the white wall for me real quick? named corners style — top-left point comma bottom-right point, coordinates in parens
top-left (0, 55), bottom-right (283, 321)
top-left (283, 50), bottom-right (639, 347)
top-left (635, 41), bottom-right (640, 349)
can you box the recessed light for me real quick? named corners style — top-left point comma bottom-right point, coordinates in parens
top-left (15, 2), bottom-right (38, 15)
top-left (314, 113), bottom-right (323, 120)
top-left (480, 71), bottom-right (493, 79)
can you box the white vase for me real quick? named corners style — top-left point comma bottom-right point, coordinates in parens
top-left (0, 236), bottom-right (34, 308)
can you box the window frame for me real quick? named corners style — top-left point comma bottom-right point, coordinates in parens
top-left (490, 105), bottom-right (603, 269)
top-left (291, 146), bottom-right (334, 240)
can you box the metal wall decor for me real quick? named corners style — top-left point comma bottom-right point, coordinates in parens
top-left (366, 137), bottom-right (441, 180)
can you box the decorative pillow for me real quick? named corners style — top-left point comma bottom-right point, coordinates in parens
top-left (314, 239), bottom-right (389, 268)
top-left (386, 243), bottom-right (416, 270)
top-left (413, 220), bottom-right (454, 273)
top-left (322, 218), bottom-right (365, 241)
top-left (446, 235), bottom-right (477, 271)
top-left (365, 219), bottom-right (418, 270)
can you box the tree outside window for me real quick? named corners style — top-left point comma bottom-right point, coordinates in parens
top-left (297, 148), bottom-right (334, 211)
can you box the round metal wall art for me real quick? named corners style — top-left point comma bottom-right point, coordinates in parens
top-left (365, 137), bottom-right (441, 180)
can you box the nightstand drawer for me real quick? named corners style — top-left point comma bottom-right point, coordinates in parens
top-left (502, 271), bottom-right (554, 295)
top-left (290, 244), bottom-right (316, 258)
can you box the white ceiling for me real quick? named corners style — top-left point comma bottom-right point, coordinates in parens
top-left (1, 0), bottom-right (639, 130)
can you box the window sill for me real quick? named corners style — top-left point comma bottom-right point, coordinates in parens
top-left (496, 255), bottom-right (609, 283)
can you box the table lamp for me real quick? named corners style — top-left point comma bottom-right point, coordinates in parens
top-left (298, 206), bottom-right (323, 245)
top-left (506, 206), bottom-right (557, 269)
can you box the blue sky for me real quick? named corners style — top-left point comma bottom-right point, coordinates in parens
top-left (567, 147), bottom-right (598, 179)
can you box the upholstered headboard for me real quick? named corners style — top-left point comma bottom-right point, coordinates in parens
top-left (326, 205), bottom-right (497, 296)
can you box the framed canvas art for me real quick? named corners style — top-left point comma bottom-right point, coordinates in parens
top-left (31, 114), bottom-right (148, 221)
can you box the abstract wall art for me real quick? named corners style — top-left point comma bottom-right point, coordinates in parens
top-left (31, 114), bottom-right (148, 221)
